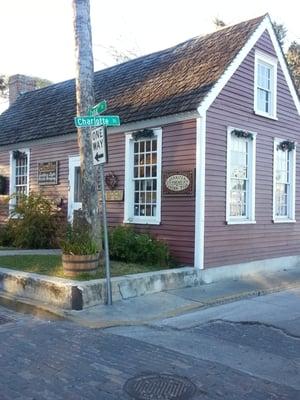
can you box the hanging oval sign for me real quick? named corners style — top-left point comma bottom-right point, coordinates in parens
top-left (163, 170), bottom-right (194, 195)
top-left (165, 174), bottom-right (190, 192)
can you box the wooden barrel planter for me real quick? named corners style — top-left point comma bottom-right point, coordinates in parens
top-left (62, 253), bottom-right (100, 277)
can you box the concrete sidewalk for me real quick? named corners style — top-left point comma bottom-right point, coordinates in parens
top-left (62, 266), bottom-right (300, 328)
top-left (0, 249), bottom-right (61, 256)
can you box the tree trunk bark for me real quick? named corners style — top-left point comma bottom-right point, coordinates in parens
top-left (72, 0), bottom-right (101, 244)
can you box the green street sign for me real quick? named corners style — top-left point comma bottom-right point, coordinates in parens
top-left (74, 115), bottom-right (120, 127)
top-left (88, 100), bottom-right (107, 116)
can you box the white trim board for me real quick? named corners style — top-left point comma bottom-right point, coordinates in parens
top-left (198, 15), bottom-right (300, 116)
top-left (194, 115), bottom-right (206, 270)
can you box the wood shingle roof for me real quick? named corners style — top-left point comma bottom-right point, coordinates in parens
top-left (0, 15), bottom-right (265, 146)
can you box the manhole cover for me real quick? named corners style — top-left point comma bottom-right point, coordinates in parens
top-left (0, 315), bottom-right (13, 325)
top-left (124, 373), bottom-right (197, 400)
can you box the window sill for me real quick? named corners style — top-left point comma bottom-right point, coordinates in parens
top-left (253, 110), bottom-right (278, 121)
top-left (273, 219), bottom-right (296, 224)
top-left (123, 218), bottom-right (161, 226)
top-left (226, 220), bottom-right (256, 225)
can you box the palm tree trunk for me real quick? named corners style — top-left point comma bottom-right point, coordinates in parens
top-left (72, 0), bottom-right (101, 244)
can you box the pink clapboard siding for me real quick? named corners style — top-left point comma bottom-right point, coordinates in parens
top-left (204, 30), bottom-right (300, 268)
top-left (104, 120), bottom-right (196, 265)
top-left (0, 119), bottom-right (196, 265)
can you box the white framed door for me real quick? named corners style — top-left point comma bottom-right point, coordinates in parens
top-left (68, 155), bottom-right (82, 221)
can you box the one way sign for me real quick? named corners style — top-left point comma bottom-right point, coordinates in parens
top-left (91, 126), bottom-right (108, 165)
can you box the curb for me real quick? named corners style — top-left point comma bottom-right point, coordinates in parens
top-left (1, 281), bottom-right (299, 329)
top-left (61, 282), bottom-right (300, 329)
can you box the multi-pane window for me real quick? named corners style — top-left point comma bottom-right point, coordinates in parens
top-left (229, 135), bottom-right (248, 217)
top-left (125, 128), bottom-right (162, 224)
top-left (133, 138), bottom-right (157, 218)
top-left (254, 51), bottom-right (277, 118)
top-left (257, 62), bottom-right (273, 114)
top-left (273, 140), bottom-right (296, 221)
top-left (226, 128), bottom-right (256, 223)
top-left (10, 150), bottom-right (29, 206)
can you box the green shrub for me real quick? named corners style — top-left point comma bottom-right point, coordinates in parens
top-left (109, 225), bottom-right (170, 267)
top-left (8, 193), bottom-right (60, 249)
top-left (0, 223), bottom-right (14, 247)
top-left (60, 224), bottom-right (99, 255)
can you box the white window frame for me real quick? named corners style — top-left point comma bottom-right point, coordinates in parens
top-left (273, 138), bottom-right (296, 223)
top-left (254, 50), bottom-right (278, 120)
top-left (9, 148), bottom-right (30, 211)
top-left (124, 127), bottom-right (162, 225)
top-left (226, 127), bottom-right (256, 225)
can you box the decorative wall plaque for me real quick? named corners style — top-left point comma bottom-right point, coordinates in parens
top-left (38, 161), bottom-right (58, 185)
top-left (99, 190), bottom-right (124, 202)
top-left (163, 170), bottom-right (194, 196)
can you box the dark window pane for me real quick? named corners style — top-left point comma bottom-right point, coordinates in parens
top-left (140, 205), bottom-right (145, 216)
top-left (134, 192), bottom-right (139, 203)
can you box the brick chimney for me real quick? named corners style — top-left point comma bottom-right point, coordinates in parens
top-left (8, 74), bottom-right (37, 106)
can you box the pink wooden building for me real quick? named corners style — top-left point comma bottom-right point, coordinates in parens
top-left (0, 14), bottom-right (299, 275)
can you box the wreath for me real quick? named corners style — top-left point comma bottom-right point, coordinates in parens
top-left (105, 172), bottom-right (118, 190)
top-left (231, 129), bottom-right (253, 140)
top-left (13, 150), bottom-right (27, 160)
top-left (132, 128), bottom-right (154, 141)
top-left (277, 140), bottom-right (295, 152)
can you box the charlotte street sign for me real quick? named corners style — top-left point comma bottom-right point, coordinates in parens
top-left (74, 115), bottom-right (120, 127)
top-left (88, 100), bottom-right (107, 116)
top-left (91, 126), bottom-right (108, 166)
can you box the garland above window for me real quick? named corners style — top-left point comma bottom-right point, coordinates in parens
top-left (231, 129), bottom-right (253, 140)
top-left (13, 150), bottom-right (27, 160)
top-left (132, 128), bottom-right (154, 141)
top-left (277, 140), bottom-right (295, 152)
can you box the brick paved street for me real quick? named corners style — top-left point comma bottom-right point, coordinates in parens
top-left (0, 288), bottom-right (300, 399)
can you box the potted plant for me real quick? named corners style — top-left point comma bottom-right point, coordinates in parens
top-left (60, 225), bottom-right (100, 277)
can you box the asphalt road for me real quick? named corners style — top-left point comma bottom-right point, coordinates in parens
top-left (0, 288), bottom-right (299, 399)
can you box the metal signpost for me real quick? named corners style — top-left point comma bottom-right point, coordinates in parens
top-left (93, 129), bottom-right (112, 305)
top-left (74, 101), bottom-right (120, 306)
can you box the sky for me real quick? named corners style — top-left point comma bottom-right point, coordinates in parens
top-left (0, 0), bottom-right (299, 86)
